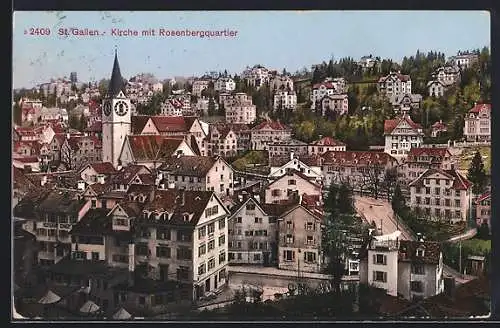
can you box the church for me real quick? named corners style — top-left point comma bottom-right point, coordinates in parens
top-left (101, 51), bottom-right (132, 168)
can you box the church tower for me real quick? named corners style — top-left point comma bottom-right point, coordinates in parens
top-left (102, 50), bottom-right (131, 168)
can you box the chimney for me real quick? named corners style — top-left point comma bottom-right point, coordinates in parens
top-left (97, 175), bottom-right (105, 184)
top-left (128, 243), bottom-right (135, 287)
top-left (66, 133), bottom-right (70, 140)
top-left (41, 175), bottom-right (47, 186)
top-left (290, 151), bottom-right (294, 161)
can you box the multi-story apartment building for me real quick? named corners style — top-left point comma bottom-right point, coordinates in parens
top-left (228, 197), bottom-right (292, 266)
top-left (464, 103), bottom-right (491, 142)
top-left (359, 233), bottom-right (444, 301)
top-left (160, 99), bottom-right (183, 116)
top-left (242, 65), bottom-right (270, 88)
top-left (278, 204), bottom-right (323, 273)
top-left (310, 79), bottom-right (346, 109)
top-left (250, 120), bottom-right (292, 150)
top-left (474, 191), bottom-right (491, 228)
top-left (320, 94), bottom-right (349, 117)
top-left (378, 71), bottom-right (412, 99)
top-left (308, 136), bottom-right (346, 155)
top-left (408, 168), bottom-right (472, 223)
top-left (427, 80), bottom-right (446, 98)
top-left (451, 54), bottom-right (479, 69)
top-left (321, 151), bottom-right (398, 192)
top-left (206, 123), bottom-right (238, 157)
top-left (432, 66), bottom-right (461, 86)
top-left (273, 89), bottom-right (297, 111)
top-left (384, 114), bottom-right (424, 161)
top-left (192, 79), bottom-right (211, 97)
top-left (60, 135), bottom-right (102, 170)
top-left (157, 155), bottom-right (235, 198)
top-left (214, 77), bottom-right (235, 93)
top-left (265, 170), bottom-right (322, 204)
top-left (358, 55), bottom-right (379, 70)
top-left (14, 188), bottom-right (91, 266)
top-left (195, 97), bottom-right (219, 116)
top-left (267, 138), bottom-right (308, 158)
top-left (224, 93), bottom-right (257, 125)
top-left (404, 147), bottom-right (454, 184)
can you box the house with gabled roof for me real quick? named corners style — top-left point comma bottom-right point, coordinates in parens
top-left (60, 135), bottom-right (102, 171)
top-left (157, 155), bottom-right (235, 198)
top-left (250, 120), bottom-right (292, 150)
top-left (118, 135), bottom-right (196, 169)
top-left (79, 162), bottom-right (117, 185)
top-left (408, 168), bottom-right (472, 223)
top-left (464, 103), bottom-right (491, 142)
top-left (228, 196), bottom-right (295, 266)
top-left (404, 147), bottom-right (454, 183)
top-left (308, 135), bottom-right (346, 154)
top-left (278, 204), bottom-right (324, 273)
top-left (474, 191), bottom-right (491, 228)
top-left (378, 71), bottom-right (412, 99)
top-left (268, 153), bottom-right (323, 183)
top-left (384, 114), bottom-right (424, 160)
top-left (265, 170), bottom-right (322, 204)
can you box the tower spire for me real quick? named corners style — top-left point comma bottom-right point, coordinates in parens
top-left (107, 48), bottom-right (126, 98)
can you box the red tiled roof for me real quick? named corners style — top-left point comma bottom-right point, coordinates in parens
top-left (13, 156), bottom-right (39, 163)
top-left (251, 120), bottom-right (291, 131)
top-left (384, 115), bottom-right (423, 134)
top-left (66, 136), bottom-right (101, 151)
top-left (469, 103), bottom-right (491, 114)
top-left (89, 162), bottom-right (116, 175)
top-left (312, 82), bottom-right (335, 89)
top-left (13, 141), bottom-right (42, 154)
top-left (379, 72), bottom-right (411, 83)
top-left (322, 150), bottom-right (397, 166)
top-left (407, 147), bottom-right (451, 160)
top-left (310, 136), bottom-right (345, 147)
top-left (267, 170), bottom-right (321, 189)
top-left (269, 153), bottom-right (323, 167)
top-left (151, 116), bottom-right (188, 133)
top-left (475, 191), bottom-right (491, 203)
top-left (398, 240), bottom-right (441, 265)
top-left (408, 168), bottom-right (472, 190)
top-left (131, 115), bottom-right (153, 134)
top-left (112, 165), bottom-right (151, 186)
top-left (127, 135), bottom-right (186, 161)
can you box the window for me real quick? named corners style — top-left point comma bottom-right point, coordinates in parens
top-left (138, 297), bottom-right (146, 305)
top-left (91, 252), bottom-right (99, 261)
top-left (235, 217), bottom-right (242, 223)
top-left (219, 251), bottom-right (226, 264)
top-left (288, 179), bottom-right (296, 185)
top-left (455, 199), bottom-right (461, 207)
top-left (271, 189), bottom-right (281, 197)
top-left (306, 236), bottom-right (314, 245)
top-left (177, 230), bottom-right (191, 242)
top-left (434, 187), bottom-right (440, 195)
top-left (91, 200), bottom-right (96, 208)
top-left (284, 250), bottom-right (294, 261)
top-left (237, 253), bottom-right (242, 260)
top-left (198, 244), bottom-right (206, 257)
top-left (434, 198), bottom-right (440, 206)
top-left (416, 248), bottom-right (425, 257)
top-left (176, 266), bottom-right (190, 280)
top-left (208, 223), bottom-right (215, 234)
top-left (411, 264), bottom-right (425, 275)
top-left (253, 253), bottom-right (261, 261)
top-left (425, 187), bottom-right (430, 195)
top-left (305, 222), bottom-right (314, 230)
top-left (218, 218), bottom-right (225, 229)
top-left (218, 235), bottom-right (225, 246)
top-left (198, 263), bottom-right (206, 275)
top-left (136, 244), bottom-right (148, 256)
top-left (205, 205), bottom-right (219, 217)
top-left (304, 252), bottom-right (316, 263)
top-left (411, 281), bottom-right (423, 293)
top-left (373, 271), bottom-right (387, 282)
top-left (198, 227), bottom-right (206, 239)
top-left (286, 221), bottom-right (293, 229)
top-left (101, 200), bottom-right (107, 209)
top-left (254, 217), bottom-right (263, 224)
top-left (286, 234), bottom-right (293, 244)
top-left (246, 203), bottom-right (256, 211)
top-left (208, 240), bottom-right (215, 251)
top-left (208, 258), bottom-right (216, 271)
top-left (374, 254), bottom-right (387, 265)
top-left (157, 228), bottom-right (170, 240)
top-left (156, 246), bottom-right (171, 258)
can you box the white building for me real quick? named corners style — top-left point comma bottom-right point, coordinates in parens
top-left (192, 79), bottom-right (211, 97)
top-left (427, 81), bottom-right (446, 98)
top-left (242, 65), bottom-right (270, 88)
top-left (378, 71), bottom-right (412, 99)
top-left (384, 114), bottom-right (424, 161)
top-left (320, 94), bottom-right (349, 117)
top-left (308, 136), bottom-right (346, 155)
top-left (464, 103), bottom-right (491, 142)
top-left (310, 81), bottom-right (337, 109)
top-left (214, 77), bottom-right (235, 93)
top-left (250, 120), bottom-right (292, 150)
top-left (270, 75), bottom-right (294, 92)
top-left (451, 54), bottom-right (479, 69)
top-left (273, 89), bottom-right (297, 111)
top-left (224, 93), bottom-right (256, 125)
top-left (265, 170), bottom-right (322, 204)
top-left (359, 232), bottom-right (444, 301)
top-left (408, 168), bottom-right (472, 223)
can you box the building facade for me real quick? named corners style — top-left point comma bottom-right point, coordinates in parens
top-left (464, 103), bottom-right (491, 142)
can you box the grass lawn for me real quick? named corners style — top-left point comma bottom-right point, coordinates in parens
top-left (458, 146), bottom-right (491, 175)
top-left (231, 150), bottom-right (269, 172)
top-left (403, 216), bottom-right (466, 241)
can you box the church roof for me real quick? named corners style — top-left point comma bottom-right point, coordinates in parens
top-left (107, 51), bottom-right (126, 98)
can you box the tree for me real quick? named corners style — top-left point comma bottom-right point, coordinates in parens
top-left (476, 222), bottom-right (490, 240)
top-left (79, 114), bottom-right (87, 131)
top-left (13, 102), bottom-right (22, 126)
top-left (207, 97), bottom-right (216, 116)
top-left (68, 114), bottom-right (81, 131)
top-left (382, 167), bottom-right (398, 201)
top-left (467, 151), bottom-right (487, 195)
top-left (361, 164), bottom-right (384, 199)
top-left (337, 182), bottom-right (354, 215)
top-left (391, 183), bottom-right (406, 215)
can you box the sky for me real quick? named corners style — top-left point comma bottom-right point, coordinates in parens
top-left (12, 11), bottom-right (490, 89)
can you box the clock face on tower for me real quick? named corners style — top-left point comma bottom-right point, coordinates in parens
top-left (103, 102), bottom-right (112, 116)
top-left (114, 100), bottom-right (129, 116)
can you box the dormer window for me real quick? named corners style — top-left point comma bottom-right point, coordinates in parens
top-left (183, 213), bottom-right (190, 222)
top-left (416, 248), bottom-right (425, 257)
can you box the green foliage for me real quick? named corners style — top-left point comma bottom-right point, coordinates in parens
top-left (136, 93), bottom-right (164, 115)
top-left (391, 184), bottom-right (406, 214)
top-left (467, 151), bottom-right (487, 194)
top-left (207, 97), bottom-right (216, 116)
top-left (476, 222), bottom-right (490, 240)
top-left (442, 238), bottom-right (491, 272)
top-left (13, 102), bottom-right (22, 125)
top-left (231, 150), bottom-right (268, 171)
